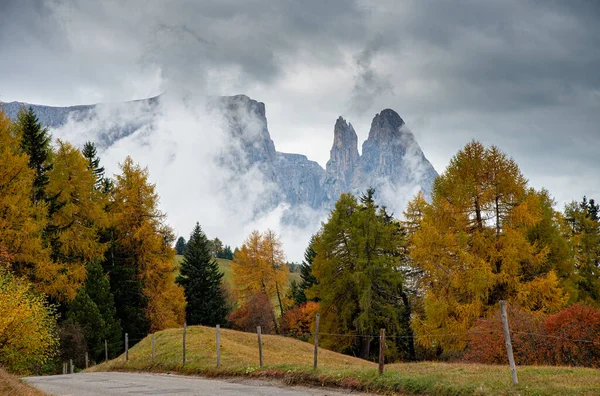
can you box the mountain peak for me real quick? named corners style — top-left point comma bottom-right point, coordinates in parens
top-left (368, 109), bottom-right (406, 142)
top-left (325, 115), bottom-right (360, 193)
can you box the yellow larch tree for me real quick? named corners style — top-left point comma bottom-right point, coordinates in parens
top-left (42, 140), bottom-right (109, 301)
top-left (231, 229), bottom-right (289, 327)
top-left (109, 156), bottom-right (185, 332)
top-left (0, 109), bottom-right (58, 298)
top-left (409, 141), bottom-right (567, 351)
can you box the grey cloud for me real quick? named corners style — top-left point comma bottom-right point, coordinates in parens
top-left (1, 0), bottom-right (599, 257)
top-left (349, 36), bottom-right (394, 114)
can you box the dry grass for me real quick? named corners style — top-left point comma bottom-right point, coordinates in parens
top-left (0, 367), bottom-right (47, 396)
top-left (89, 325), bottom-right (600, 395)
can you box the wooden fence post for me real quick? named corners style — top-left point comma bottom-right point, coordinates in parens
top-left (70, 359), bottom-right (74, 374)
top-left (105, 339), bottom-right (108, 362)
top-left (257, 326), bottom-right (263, 368)
top-left (216, 325), bottom-right (221, 368)
top-left (378, 329), bottom-right (385, 376)
top-left (151, 333), bottom-right (155, 363)
top-left (85, 352), bottom-right (88, 369)
top-left (313, 313), bottom-right (320, 370)
top-left (62, 362), bottom-right (66, 375)
top-left (183, 322), bottom-right (187, 365)
top-left (499, 301), bottom-right (518, 385)
top-left (125, 333), bottom-right (129, 361)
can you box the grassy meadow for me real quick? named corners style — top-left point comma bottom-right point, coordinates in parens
top-left (90, 325), bottom-right (600, 395)
top-left (174, 255), bottom-right (301, 285)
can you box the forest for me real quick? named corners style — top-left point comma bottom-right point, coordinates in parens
top-left (1, 107), bottom-right (599, 375)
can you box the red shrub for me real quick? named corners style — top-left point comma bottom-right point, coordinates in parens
top-left (280, 302), bottom-right (319, 340)
top-left (464, 308), bottom-right (549, 365)
top-left (228, 292), bottom-right (276, 334)
top-left (544, 303), bottom-right (600, 367)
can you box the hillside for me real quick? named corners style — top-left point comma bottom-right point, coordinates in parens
top-left (90, 325), bottom-right (600, 395)
top-left (174, 255), bottom-right (301, 284)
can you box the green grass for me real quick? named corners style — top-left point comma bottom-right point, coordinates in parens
top-left (174, 256), bottom-right (301, 285)
top-left (90, 325), bottom-right (600, 395)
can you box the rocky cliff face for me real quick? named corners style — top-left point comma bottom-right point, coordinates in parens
top-left (352, 109), bottom-right (438, 202)
top-left (324, 117), bottom-right (359, 203)
top-left (1, 96), bottom-right (160, 148)
top-left (1, 94), bottom-right (437, 219)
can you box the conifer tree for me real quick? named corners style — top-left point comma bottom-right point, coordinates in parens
top-left (107, 156), bottom-right (185, 335)
top-left (16, 106), bottom-right (53, 204)
top-left (176, 223), bottom-right (228, 326)
top-left (311, 189), bottom-right (413, 360)
top-left (82, 141), bottom-right (105, 189)
top-left (175, 236), bottom-right (187, 255)
top-left (291, 236), bottom-right (319, 306)
top-left (409, 141), bottom-right (567, 352)
top-left (565, 196), bottom-right (600, 304)
top-left (67, 260), bottom-right (122, 362)
top-left (231, 230), bottom-right (289, 332)
top-left (0, 109), bottom-right (52, 294)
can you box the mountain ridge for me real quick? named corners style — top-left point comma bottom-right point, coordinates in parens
top-left (1, 94), bottom-right (438, 219)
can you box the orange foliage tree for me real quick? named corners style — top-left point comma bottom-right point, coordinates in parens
top-left (228, 292), bottom-right (276, 334)
top-left (280, 301), bottom-right (320, 340)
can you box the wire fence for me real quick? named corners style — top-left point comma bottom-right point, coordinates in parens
top-left (60, 300), bottom-right (600, 386)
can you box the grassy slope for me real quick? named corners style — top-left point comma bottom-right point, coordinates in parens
top-left (174, 255), bottom-right (301, 284)
top-left (90, 325), bottom-right (600, 395)
top-left (0, 368), bottom-right (46, 396)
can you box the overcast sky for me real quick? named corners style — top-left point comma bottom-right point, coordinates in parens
top-left (1, 0), bottom-right (599, 257)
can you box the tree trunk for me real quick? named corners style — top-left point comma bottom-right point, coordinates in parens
top-left (495, 196), bottom-right (501, 237)
top-left (360, 335), bottom-right (371, 360)
top-left (475, 199), bottom-right (483, 230)
top-left (275, 281), bottom-right (285, 318)
top-left (400, 291), bottom-right (416, 361)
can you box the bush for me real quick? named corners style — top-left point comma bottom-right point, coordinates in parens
top-left (280, 302), bottom-right (319, 340)
top-left (545, 303), bottom-right (600, 367)
top-left (228, 292), bottom-right (276, 334)
top-left (0, 268), bottom-right (59, 374)
top-left (465, 303), bottom-right (600, 367)
top-left (465, 307), bottom-right (548, 365)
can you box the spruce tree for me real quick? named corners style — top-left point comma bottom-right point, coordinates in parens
top-left (175, 236), bottom-right (187, 255)
top-left (82, 141), bottom-right (105, 189)
top-left (176, 223), bottom-right (229, 326)
top-left (67, 260), bottom-right (122, 362)
top-left (16, 106), bottom-right (53, 204)
top-left (291, 236), bottom-right (319, 306)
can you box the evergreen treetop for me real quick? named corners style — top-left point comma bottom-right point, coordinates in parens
top-left (176, 222), bottom-right (228, 326)
top-left (16, 106), bottom-right (53, 203)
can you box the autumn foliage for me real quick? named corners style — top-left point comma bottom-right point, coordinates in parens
top-left (280, 301), bottom-right (320, 339)
top-left (465, 303), bottom-right (600, 367)
top-left (231, 230), bottom-right (289, 323)
top-left (0, 267), bottom-right (58, 373)
top-left (228, 292), bottom-right (277, 334)
top-left (408, 141), bottom-right (567, 351)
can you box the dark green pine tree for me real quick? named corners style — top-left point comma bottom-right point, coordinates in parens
top-left (221, 245), bottom-right (233, 260)
top-left (16, 106), bottom-right (53, 204)
top-left (68, 260), bottom-right (123, 362)
top-left (82, 141), bottom-right (105, 189)
top-left (175, 236), bottom-right (187, 255)
top-left (176, 223), bottom-right (229, 326)
top-left (292, 235), bottom-right (319, 306)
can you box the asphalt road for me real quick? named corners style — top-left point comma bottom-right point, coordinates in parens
top-left (25, 372), bottom-right (366, 396)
